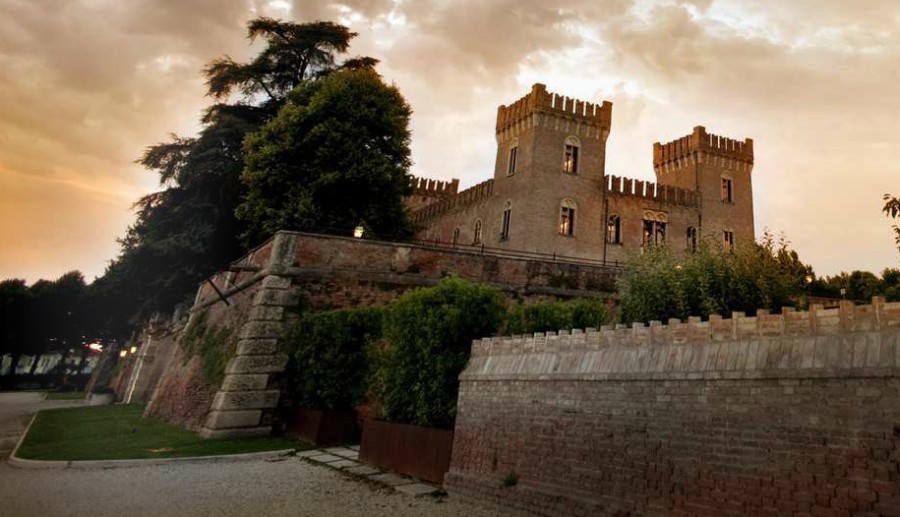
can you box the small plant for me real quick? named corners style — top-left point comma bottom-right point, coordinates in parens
top-left (500, 298), bottom-right (607, 335)
top-left (501, 470), bottom-right (519, 488)
top-left (178, 310), bottom-right (234, 385)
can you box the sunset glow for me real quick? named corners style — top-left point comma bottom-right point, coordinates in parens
top-left (1, 0), bottom-right (898, 283)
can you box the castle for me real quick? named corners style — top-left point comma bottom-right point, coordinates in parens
top-left (409, 83), bottom-right (755, 263)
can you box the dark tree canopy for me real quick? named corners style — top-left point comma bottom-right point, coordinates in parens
top-left (204, 19), bottom-right (361, 105)
top-left (93, 18), bottom-right (370, 331)
top-left (0, 272), bottom-right (94, 358)
top-left (236, 67), bottom-right (415, 245)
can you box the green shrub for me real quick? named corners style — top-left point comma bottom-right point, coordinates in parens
top-left (287, 308), bottom-right (383, 410)
top-left (199, 326), bottom-right (233, 386)
top-left (181, 311), bottom-right (209, 358)
top-left (374, 277), bottom-right (505, 429)
top-left (618, 233), bottom-right (811, 324)
top-left (500, 298), bottom-right (608, 335)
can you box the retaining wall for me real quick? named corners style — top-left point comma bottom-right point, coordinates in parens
top-left (144, 231), bottom-right (619, 438)
top-left (447, 300), bottom-right (900, 516)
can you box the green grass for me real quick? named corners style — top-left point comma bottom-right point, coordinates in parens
top-left (44, 391), bottom-right (87, 400)
top-left (17, 404), bottom-right (302, 461)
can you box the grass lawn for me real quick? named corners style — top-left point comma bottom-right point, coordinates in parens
top-left (44, 391), bottom-right (87, 400)
top-left (16, 404), bottom-right (303, 461)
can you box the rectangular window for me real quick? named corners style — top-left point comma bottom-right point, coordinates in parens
top-left (559, 207), bottom-right (576, 236)
top-left (508, 146), bottom-right (518, 176)
top-left (721, 178), bottom-right (733, 203)
top-left (606, 216), bottom-right (621, 244)
top-left (563, 144), bottom-right (579, 174)
top-left (686, 227), bottom-right (698, 253)
top-left (501, 209), bottom-right (511, 240)
top-left (723, 230), bottom-right (735, 252)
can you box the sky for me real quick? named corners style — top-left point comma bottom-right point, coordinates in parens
top-left (1, 0), bottom-right (899, 284)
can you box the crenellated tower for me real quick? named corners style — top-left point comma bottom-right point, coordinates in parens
top-left (490, 83), bottom-right (612, 254)
top-left (653, 126), bottom-right (755, 248)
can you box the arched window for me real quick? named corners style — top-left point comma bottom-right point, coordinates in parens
top-left (500, 201), bottom-right (512, 240)
top-left (642, 210), bottom-right (668, 247)
top-left (452, 227), bottom-right (460, 246)
top-left (606, 215), bottom-right (621, 244)
top-left (559, 198), bottom-right (577, 236)
top-left (507, 138), bottom-right (519, 176)
top-left (720, 173), bottom-right (733, 203)
top-left (473, 219), bottom-right (483, 245)
top-left (686, 226), bottom-right (697, 253)
top-left (563, 136), bottom-right (580, 174)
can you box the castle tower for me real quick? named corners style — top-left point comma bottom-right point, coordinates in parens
top-left (653, 126), bottom-right (755, 249)
top-left (491, 83), bottom-right (612, 255)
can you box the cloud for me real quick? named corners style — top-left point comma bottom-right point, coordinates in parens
top-left (2, 0), bottom-right (900, 284)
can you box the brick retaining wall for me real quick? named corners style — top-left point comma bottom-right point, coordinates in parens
top-left (145, 231), bottom-right (619, 438)
top-left (447, 299), bottom-right (900, 516)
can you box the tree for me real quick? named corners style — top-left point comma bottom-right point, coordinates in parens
top-left (884, 194), bottom-right (900, 250)
top-left (237, 67), bottom-right (415, 245)
top-left (94, 18), bottom-right (369, 330)
top-left (0, 279), bottom-right (31, 357)
top-left (205, 19), bottom-right (359, 108)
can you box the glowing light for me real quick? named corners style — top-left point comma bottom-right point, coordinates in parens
top-left (130, 346), bottom-right (138, 354)
top-left (353, 225), bottom-right (365, 238)
top-left (119, 350), bottom-right (128, 358)
top-left (87, 343), bottom-right (103, 352)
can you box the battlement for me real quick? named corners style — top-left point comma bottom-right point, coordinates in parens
top-left (411, 176), bottom-right (459, 197)
top-left (469, 297), bottom-right (900, 363)
top-left (412, 179), bottom-right (495, 223)
top-left (605, 174), bottom-right (697, 207)
top-left (653, 126), bottom-right (753, 169)
top-left (496, 83), bottom-right (612, 135)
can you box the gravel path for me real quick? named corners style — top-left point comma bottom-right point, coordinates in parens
top-left (0, 392), bottom-right (521, 517)
top-left (0, 457), bottom-right (521, 517)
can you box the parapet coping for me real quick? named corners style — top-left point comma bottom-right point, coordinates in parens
top-left (462, 299), bottom-right (900, 380)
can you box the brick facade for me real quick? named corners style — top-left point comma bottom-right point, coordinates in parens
top-left (412, 84), bottom-right (755, 261)
top-left (446, 300), bottom-right (900, 516)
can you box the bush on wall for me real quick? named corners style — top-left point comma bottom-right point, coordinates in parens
top-left (373, 277), bottom-right (505, 429)
top-left (286, 308), bottom-right (383, 410)
top-left (618, 232), bottom-right (812, 324)
top-left (500, 298), bottom-right (608, 335)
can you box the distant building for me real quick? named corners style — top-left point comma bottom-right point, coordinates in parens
top-left (410, 83), bottom-right (755, 262)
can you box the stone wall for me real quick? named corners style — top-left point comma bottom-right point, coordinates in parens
top-left (122, 318), bottom-right (181, 404)
top-left (447, 299), bottom-right (900, 516)
top-left (144, 231), bottom-right (619, 438)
